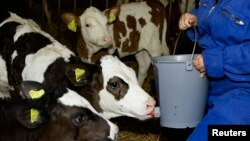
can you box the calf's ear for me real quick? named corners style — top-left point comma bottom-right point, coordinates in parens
top-left (61, 12), bottom-right (80, 32)
top-left (103, 5), bottom-right (120, 24)
top-left (16, 81), bottom-right (49, 128)
top-left (20, 81), bottom-right (45, 100)
top-left (16, 108), bottom-right (49, 129)
top-left (65, 64), bottom-right (90, 86)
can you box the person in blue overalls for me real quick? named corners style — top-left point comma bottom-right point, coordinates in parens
top-left (178, 0), bottom-right (250, 140)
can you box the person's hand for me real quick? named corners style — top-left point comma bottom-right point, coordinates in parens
top-left (179, 12), bottom-right (197, 30)
top-left (193, 54), bottom-right (206, 77)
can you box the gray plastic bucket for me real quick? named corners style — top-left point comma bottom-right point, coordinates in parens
top-left (152, 54), bottom-right (208, 128)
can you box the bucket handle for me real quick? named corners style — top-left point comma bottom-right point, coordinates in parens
top-left (173, 27), bottom-right (198, 71)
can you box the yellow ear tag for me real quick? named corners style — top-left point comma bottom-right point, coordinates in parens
top-left (29, 89), bottom-right (45, 99)
top-left (30, 108), bottom-right (40, 123)
top-left (108, 13), bottom-right (116, 23)
top-left (67, 20), bottom-right (77, 32)
top-left (75, 68), bottom-right (85, 82)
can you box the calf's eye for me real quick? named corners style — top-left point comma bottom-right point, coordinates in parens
top-left (111, 82), bottom-right (119, 89)
top-left (72, 114), bottom-right (87, 126)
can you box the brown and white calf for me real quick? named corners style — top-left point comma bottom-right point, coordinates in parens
top-left (0, 80), bottom-right (118, 141)
top-left (116, 0), bottom-right (169, 7)
top-left (0, 13), bottom-right (156, 120)
top-left (61, 0), bottom-right (170, 86)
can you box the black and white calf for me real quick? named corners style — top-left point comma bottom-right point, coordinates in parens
top-left (0, 81), bottom-right (118, 141)
top-left (0, 13), bottom-right (156, 120)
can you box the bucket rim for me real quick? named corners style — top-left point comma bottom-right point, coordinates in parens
top-left (152, 54), bottom-right (199, 63)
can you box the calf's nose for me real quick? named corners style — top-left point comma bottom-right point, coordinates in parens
top-left (103, 36), bottom-right (112, 45)
top-left (146, 97), bottom-right (156, 112)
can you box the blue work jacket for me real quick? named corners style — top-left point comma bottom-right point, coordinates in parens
top-left (186, 0), bottom-right (250, 103)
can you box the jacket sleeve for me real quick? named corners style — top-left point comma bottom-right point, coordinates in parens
top-left (203, 41), bottom-right (250, 82)
top-left (185, 1), bottom-right (250, 82)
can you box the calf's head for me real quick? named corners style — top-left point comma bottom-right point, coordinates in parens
top-left (99, 56), bottom-right (156, 120)
top-left (18, 81), bottom-right (119, 141)
top-left (61, 6), bottom-right (120, 63)
top-left (65, 55), bottom-right (156, 120)
top-left (61, 7), bottom-right (112, 54)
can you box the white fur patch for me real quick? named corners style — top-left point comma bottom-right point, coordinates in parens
top-left (22, 42), bottom-right (74, 82)
top-left (0, 56), bottom-right (10, 98)
top-left (0, 12), bottom-right (29, 27)
top-left (59, 88), bottom-right (98, 113)
top-left (100, 55), bottom-right (138, 87)
top-left (0, 56), bottom-right (8, 86)
top-left (13, 20), bottom-right (55, 42)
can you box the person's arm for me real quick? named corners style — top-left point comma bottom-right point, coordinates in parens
top-left (203, 41), bottom-right (250, 82)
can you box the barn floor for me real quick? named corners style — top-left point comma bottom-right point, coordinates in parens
top-left (112, 116), bottom-right (194, 141)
